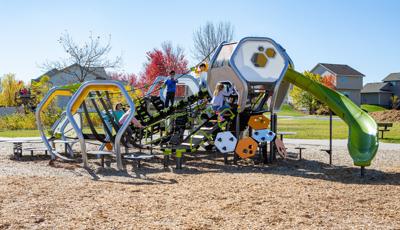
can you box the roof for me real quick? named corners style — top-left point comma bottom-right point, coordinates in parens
top-left (314, 63), bottom-right (365, 76)
top-left (32, 64), bottom-right (109, 82)
top-left (383, 72), bottom-right (400, 82)
top-left (361, 82), bottom-right (392, 93)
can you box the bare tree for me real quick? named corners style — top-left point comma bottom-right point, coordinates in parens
top-left (192, 21), bottom-right (235, 61)
top-left (43, 31), bottom-right (122, 82)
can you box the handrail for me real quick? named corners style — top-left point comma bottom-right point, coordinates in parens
top-left (65, 80), bottom-right (135, 170)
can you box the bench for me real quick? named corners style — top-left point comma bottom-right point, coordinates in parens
top-left (124, 154), bottom-right (155, 168)
top-left (377, 122), bottom-right (393, 139)
top-left (294, 147), bottom-right (306, 160)
top-left (23, 147), bottom-right (49, 157)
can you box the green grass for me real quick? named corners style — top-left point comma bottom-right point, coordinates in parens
top-left (361, 104), bottom-right (387, 112)
top-left (278, 118), bottom-right (400, 143)
top-left (0, 119), bottom-right (399, 144)
top-left (276, 104), bottom-right (305, 117)
top-left (0, 129), bottom-right (40, 138)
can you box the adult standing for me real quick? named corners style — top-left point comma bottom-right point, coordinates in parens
top-left (163, 70), bottom-right (178, 108)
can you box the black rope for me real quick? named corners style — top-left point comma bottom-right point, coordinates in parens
top-left (81, 100), bottom-right (109, 144)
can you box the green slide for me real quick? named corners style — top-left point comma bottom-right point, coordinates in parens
top-left (283, 69), bottom-right (379, 166)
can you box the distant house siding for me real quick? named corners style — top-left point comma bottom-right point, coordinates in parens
top-left (389, 82), bottom-right (400, 97)
top-left (362, 93), bottom-right (379, 105)
top-left (336, 75), bottom-right (363, 90)
top-left (339, 89), bottom-right (361, 105)
top-left (361, 93), bottom-right (392, 107)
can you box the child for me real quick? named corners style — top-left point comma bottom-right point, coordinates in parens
top-left (211, 83), bottom-right (233, 121)
top-left (113, 103), bottom-right (125, 123)
top-left (118, 107), bottom-right (144, 148)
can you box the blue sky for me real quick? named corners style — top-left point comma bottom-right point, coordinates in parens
top-left (0, 0), bottom-right (399, 84)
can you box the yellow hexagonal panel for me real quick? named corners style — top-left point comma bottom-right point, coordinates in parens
top-left (265, 48), bottom-right (276, 58)
top-left (248, 115), bottom-right (270, 130)
top-left (251, 52), bottom-right (268, 67)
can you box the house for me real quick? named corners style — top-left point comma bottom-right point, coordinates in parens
top-left (361, 72), bottom-right (400, 107)
top-left (311, 63), bottom-right (364, 105)
top-left (33, 64), bottom-right (110, 108)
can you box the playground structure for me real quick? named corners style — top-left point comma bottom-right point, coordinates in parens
top-left (34, 36), bottom-right (379, 173)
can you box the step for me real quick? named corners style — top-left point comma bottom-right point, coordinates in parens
top-left (23, 147), bottom-right (50, 151)
top-left (124, 154), bottom-right (155, 160)
top-left (87, 150), bottom-right (114, 155)
top-left (53, 140), bottom-right (79, 144)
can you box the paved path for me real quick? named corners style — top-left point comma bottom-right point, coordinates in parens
top-left (284, 138), bottom-right (400, 151)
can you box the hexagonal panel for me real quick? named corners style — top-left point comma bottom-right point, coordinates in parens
top-left (265, 48), bottom-right (276, 58)
top-left (232, 37), bottom-right (290, 83)
top-left (248, 115), bottom-right (270, 130)
top-left (235, 137), bottom-right (258, 159)
top-left (250, 52), bottom-right (268, 67)
top-left (252, 129), bottom-right (276, 143)
top-left (214, 131), bottom-right (237, 153)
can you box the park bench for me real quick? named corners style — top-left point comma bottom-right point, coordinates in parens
top-left (377, 122), bottom-right (393, 139)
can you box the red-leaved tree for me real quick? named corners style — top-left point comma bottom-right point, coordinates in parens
top-left (321, 75), bottom-right (336, 90)
top-left (138, 42), bottom-right (188, 95)
top-left (110, 72), bottom-right (138, 86)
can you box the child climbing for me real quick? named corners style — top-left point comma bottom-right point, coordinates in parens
top-left (118, 106), bottom-right (144, 148)
top-left (211, 83), bottom-right (234, 121)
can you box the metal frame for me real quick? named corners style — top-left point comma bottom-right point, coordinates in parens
top-left (229, 37), bottom-right (290, 113)
top-left (35, 87), bottom-right (73, 160)
top-left (65, 80), bottom-right (135, 170)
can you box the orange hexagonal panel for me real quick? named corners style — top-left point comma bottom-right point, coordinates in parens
top-left (248, 115), bottom-right (270, 130)
top-left (235, 137), bottom-right (258, 159)
top-left (265, 48), bottom-right (276, 58)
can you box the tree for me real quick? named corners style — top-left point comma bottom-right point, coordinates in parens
top-left (31, 75), bottom-right (52, 105)
top-left (0, 73), bottom-right (24, 107)
top-left (320, 74), bottom-right (336, 90)
top-left (290, 71), bottom-right (322, 114)
top-left (391, 95), bottom-right (399, 110)
top-left (111, 72), bottom-right (138, 86)
top-left (139, 41), bottom-right (188, 94)
top-left (192, 21), bottom-right (235, 61)
top-left (43, 31), bottom-right (121, 82)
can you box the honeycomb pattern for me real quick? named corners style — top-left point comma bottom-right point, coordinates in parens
top-left (250, 47), bottom-right (277, 68)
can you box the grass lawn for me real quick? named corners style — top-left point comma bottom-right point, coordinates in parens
top-left (0, 129), bottom-right (40, 138)
top-left (278, 118), bottom-right (400, 143)
top-left (276, 104), bottom-right (306, 117)
top-left (0, 119), bottom-right (399, 144)
top-left (361, 104), bottom-right (387, 112)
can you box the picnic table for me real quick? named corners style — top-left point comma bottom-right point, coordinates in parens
top-left (277, 131), bottom-right (297, 141)
top-left (4, 139), bottom-right (46, 159)
top-left (377, 122), bottom-right (393, 139)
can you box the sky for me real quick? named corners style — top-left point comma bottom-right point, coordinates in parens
top-left (0, 0), bottom-right (399, 84)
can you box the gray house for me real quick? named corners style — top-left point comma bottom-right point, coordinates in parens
top-left (33, 64), bottom-right (110, 108)
top-left (361, 72), bottom-right (400, 108)
top-left (311, 63), bottom-right (364, 105)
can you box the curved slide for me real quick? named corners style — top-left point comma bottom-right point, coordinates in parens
top-left (283, 69), bottom-right (379, 166)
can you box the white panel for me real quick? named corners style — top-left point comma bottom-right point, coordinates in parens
top-left (233, 40), bottom-right (287, 83)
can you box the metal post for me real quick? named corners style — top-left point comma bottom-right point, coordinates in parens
top-left (329, 110), bottom-right (333, 165)
top-left (269, 113), bottom-right (277, 162)
top-left (234, 112), bottom-right (240, 165)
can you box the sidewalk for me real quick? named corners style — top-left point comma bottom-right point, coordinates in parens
top-left (284, 138), bottom-right (400, 151)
